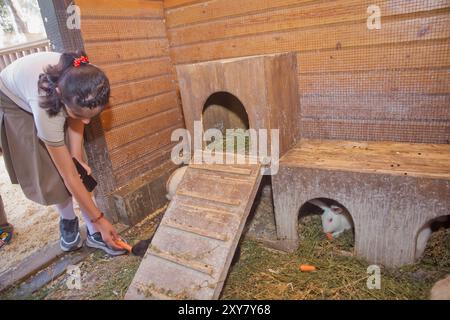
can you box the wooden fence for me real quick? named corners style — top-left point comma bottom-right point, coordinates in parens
top-left (0, 39), bottom-right (51, 71)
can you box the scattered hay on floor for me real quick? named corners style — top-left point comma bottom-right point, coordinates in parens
top-left (222, 215), bottom-right (450, 300)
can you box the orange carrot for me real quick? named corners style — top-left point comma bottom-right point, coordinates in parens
top-left (299, 264), bottom-right (316, 272)
top-left (114, 238), bottom-right (132, 253)
top-left (326, 232), bottom-right (333, 240)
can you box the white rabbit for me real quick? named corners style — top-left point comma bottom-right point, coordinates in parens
top-left (416, 227), bottom-right (432, 260)
top-left (308, 199), bottom-right (352, 237)
top-left (166, 166), bottom-right (188, 201)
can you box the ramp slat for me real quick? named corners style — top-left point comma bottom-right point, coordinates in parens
top-left (163, 219), bottom-right (229, 241)
top-left (189, 163), bottom-right (253, 175)
top-left (176, 189), bottom-right (241, 206)
top-left (148, 246), bottom-right (215, 276)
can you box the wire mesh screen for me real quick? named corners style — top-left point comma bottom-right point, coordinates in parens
top-left (163, 0), bottom-right (450, 144)
top-left (298, 1), bottom-right (450, 144)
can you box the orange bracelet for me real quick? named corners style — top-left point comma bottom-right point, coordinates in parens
top-left (91, 212), bottom-right (104, 224)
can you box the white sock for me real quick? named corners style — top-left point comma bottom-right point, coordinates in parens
top-left (80, 207), bottom-right (98, 235)
top-left (55, 197), bottom-right (77, 220)
top-left (55, 197), bottom-right (98, 234)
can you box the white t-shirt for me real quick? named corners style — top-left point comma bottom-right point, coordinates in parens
top-left (0, 52), bottom-right (67, 147)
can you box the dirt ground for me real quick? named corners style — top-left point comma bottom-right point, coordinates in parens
top-left (0, 155), bottom-right (84, 275)
top-left (2, 211), bottom-right (162, 300)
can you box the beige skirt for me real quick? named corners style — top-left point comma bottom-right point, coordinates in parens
top-left (0, 90), bottom-right (71, 205)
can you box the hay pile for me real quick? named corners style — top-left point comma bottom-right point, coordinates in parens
top-left (222, 215), bottom-right (450, 300)
top-left (205, 129), bottom-right (250, 154)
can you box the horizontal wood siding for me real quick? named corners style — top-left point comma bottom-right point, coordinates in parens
top-left (164, 0), bottom-right (450, 143)
top-left (77, 0), bottom-right (184, 186)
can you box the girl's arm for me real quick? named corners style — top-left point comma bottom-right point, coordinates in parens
top-left (45, 144), bottom-right (121, 250)
top-left (67, 117), bottom-right (91, 175)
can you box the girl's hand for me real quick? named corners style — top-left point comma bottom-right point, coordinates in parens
top-left (95, 218), bottom-right (122, 250)
top-left (78, 160), bottom-right (92, 176)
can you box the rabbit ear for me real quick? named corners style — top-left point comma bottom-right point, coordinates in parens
top-left (331, 205), bottom-right (343, 214)
top-left (309, 199), bottom-right (329, 211)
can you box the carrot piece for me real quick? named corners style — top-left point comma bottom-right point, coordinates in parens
top-left (299, 264), bottom-right (316, 272)
top-left (326, 232), bottom-right (333, 240)
top-left (114, 238), bottom-right (132, 253)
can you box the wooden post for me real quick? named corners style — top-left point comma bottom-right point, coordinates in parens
top-left (38, 0), bottom-right (119, 222)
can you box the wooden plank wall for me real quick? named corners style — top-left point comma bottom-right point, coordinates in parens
top-left (76, 0), bottom-right (184, 187)
top-left (164, 0), bottom-right (450, 144)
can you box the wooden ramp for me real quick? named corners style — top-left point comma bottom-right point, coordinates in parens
top-left (125, 162), bottom-right (262, 300)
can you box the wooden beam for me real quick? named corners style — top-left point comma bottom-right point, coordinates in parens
top-left (166, 0), bottom-right (450, 45)
top-left (299, 119), bottom-right (450, 144)
top-left (169, 12), bottom-right (450, 64)
top-left (101, 91), bottom-right (179, 131)
top-left (100, 57), bottom-right (174, 85)
top-left (166, 0), bottom-right (449, 28)
top-left (77, 0), bottom-right (163, 18)
top-left (299, 69), bottom-right (450, 95)
top-left (297, 41), bottom-right (450, 73)
top-left (300, 94), bottom-right (450, 121)
top-left (84, 38), bottom-right (169, 65)
top-left (165, 0), bottom-right (312, 27)
top-left (105, 108), bottom-right (183, 151)
top-left (108, 74), bottom-right (176, 106)
top-left (109, 122), bottom-right (181, 170)
top-left (164, 0), bottom-right (205, 9)
top-left (114, 143), bottom-right (177, 186)
top-left (81, 19), bottom-right (167, 42)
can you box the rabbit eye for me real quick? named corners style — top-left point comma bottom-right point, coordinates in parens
top-left (329, 218), bottom-right (333, 222)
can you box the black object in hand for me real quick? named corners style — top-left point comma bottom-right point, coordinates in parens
top-left (73, 158), bottom-right (97, 192)
top-left (131, 237), bottom-right (153, 257)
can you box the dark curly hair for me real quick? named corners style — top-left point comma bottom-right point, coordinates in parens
top-left (38, 50), bottom-right (110, 117)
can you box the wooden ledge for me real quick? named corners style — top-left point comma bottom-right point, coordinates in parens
top-left (279, 139), bottom-right (450, 180)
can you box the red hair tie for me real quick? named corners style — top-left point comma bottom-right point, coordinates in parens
top-left (73, 56), bottom-right (89, 67)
